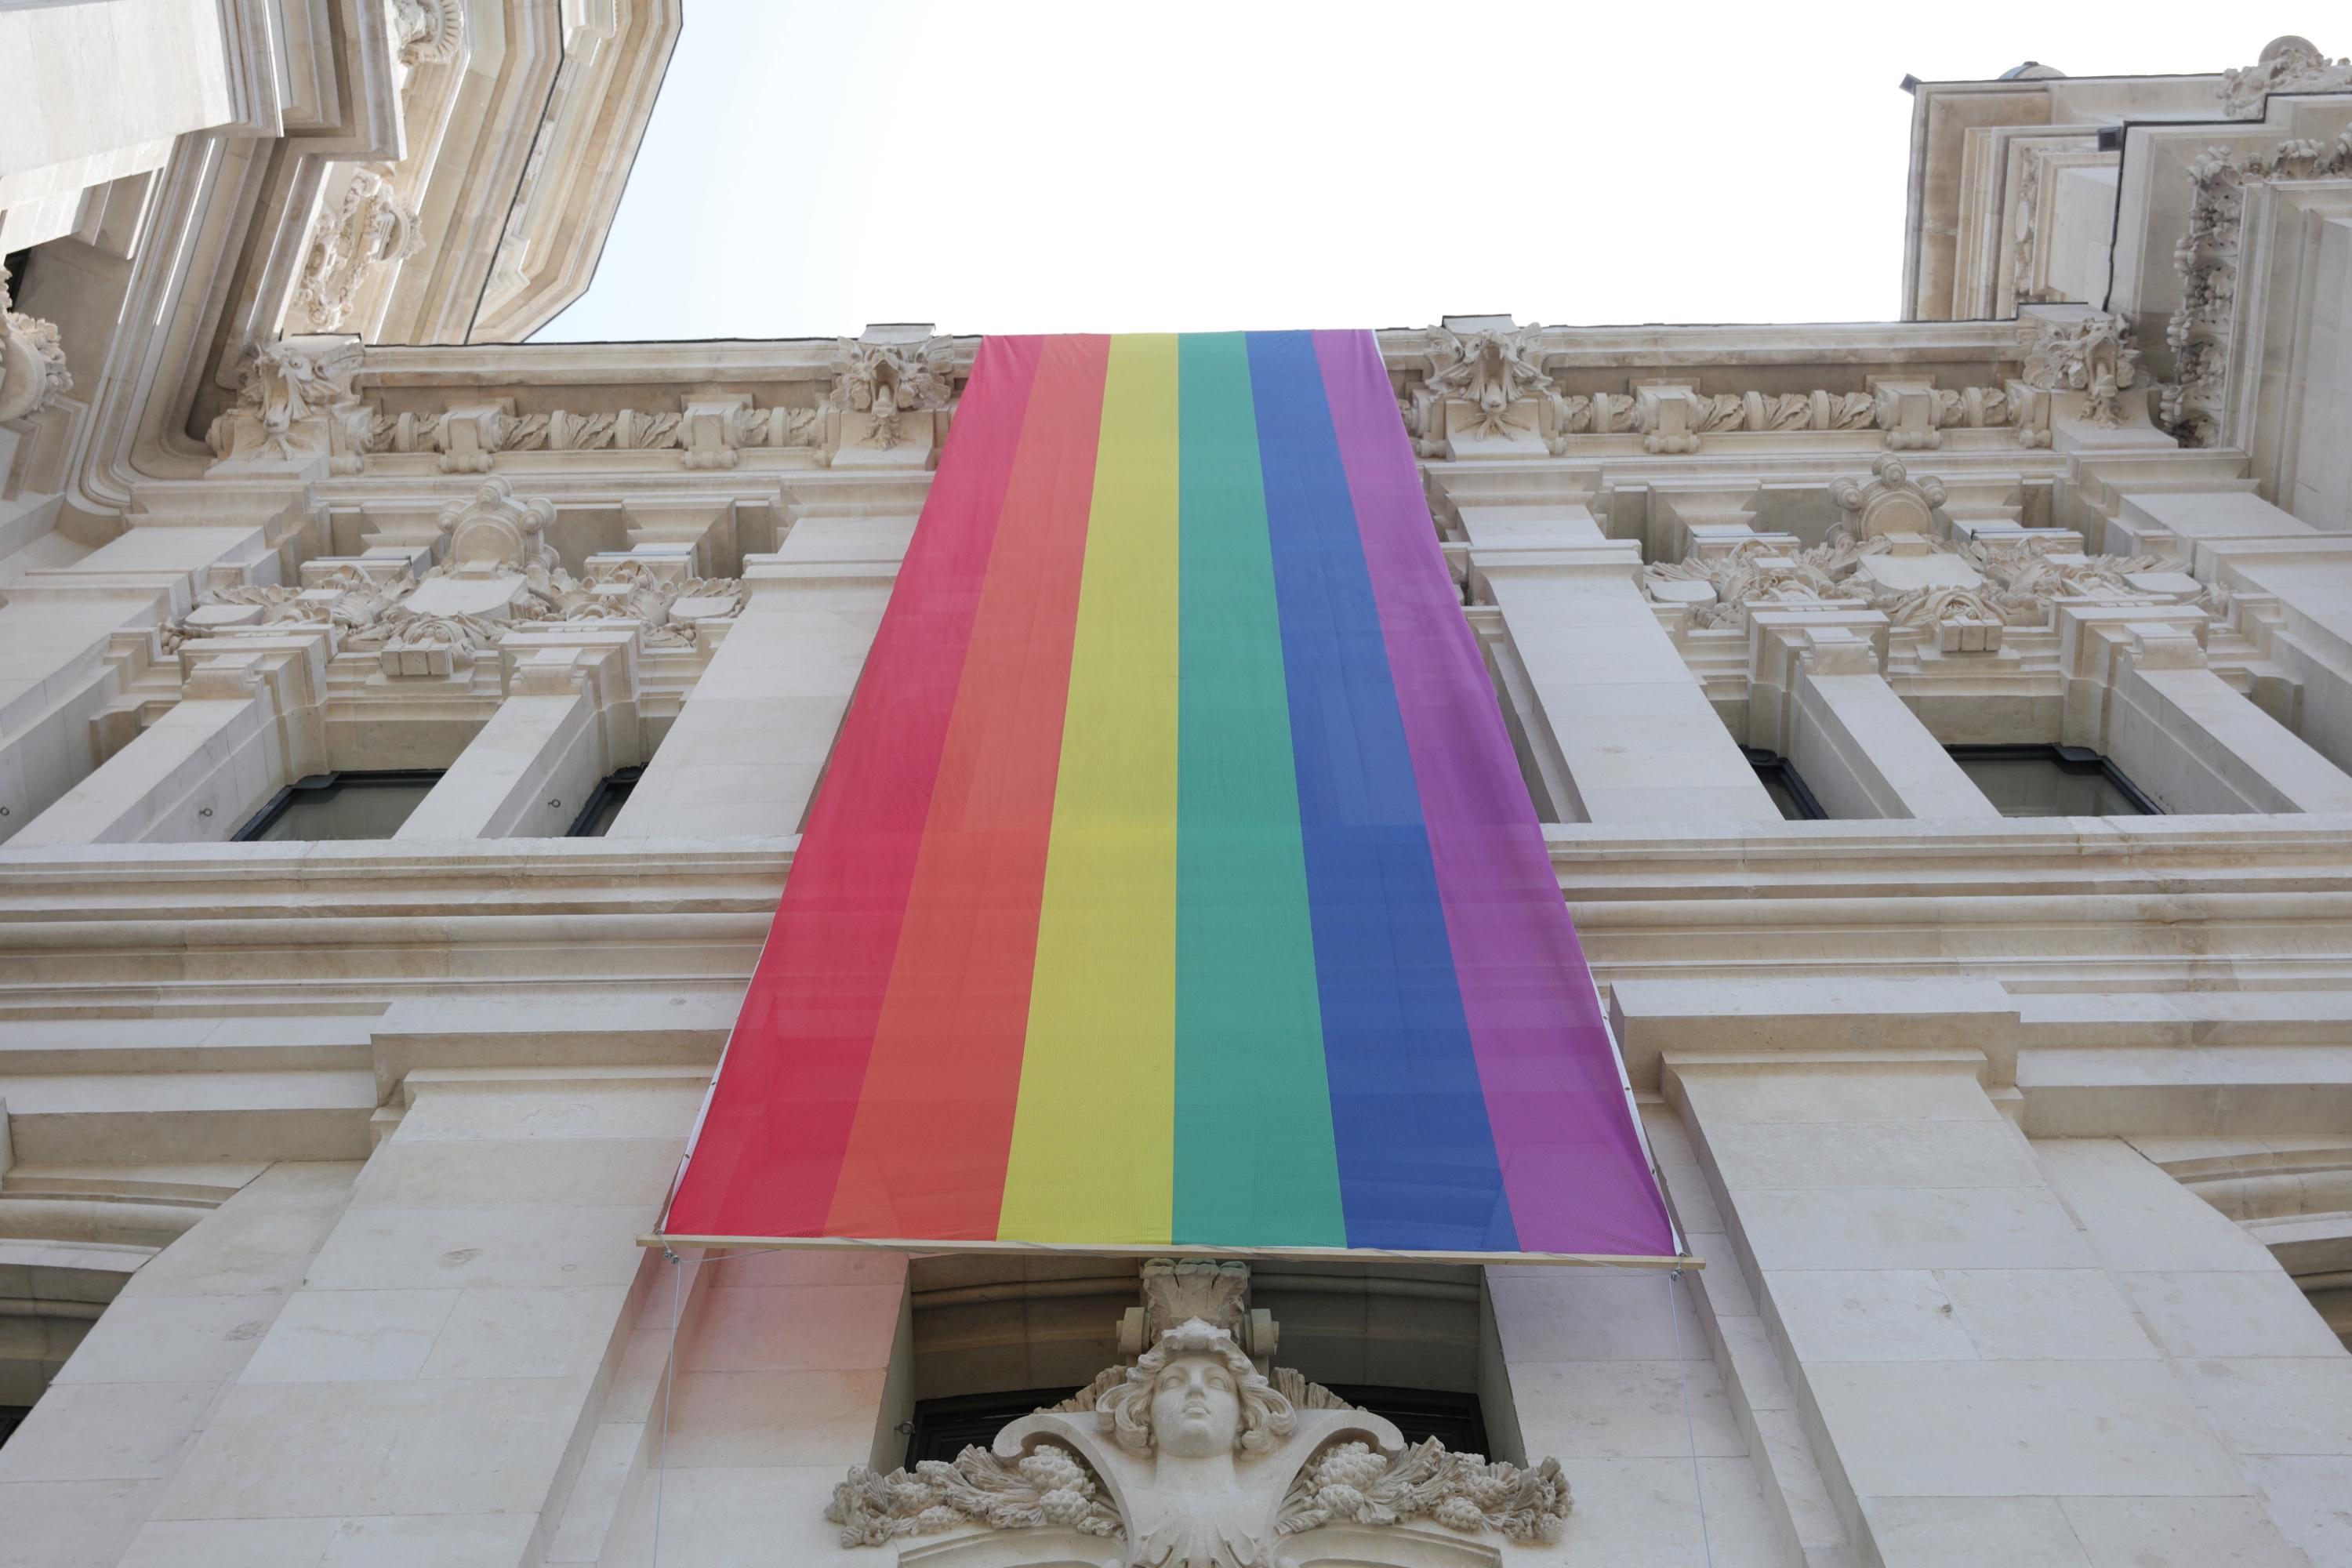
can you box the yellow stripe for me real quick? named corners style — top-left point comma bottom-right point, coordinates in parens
top-left (998, 335), bottom-right (1181, 1245)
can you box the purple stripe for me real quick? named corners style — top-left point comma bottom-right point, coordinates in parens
top-left (1312, 329), bottom-right (1675, 1258)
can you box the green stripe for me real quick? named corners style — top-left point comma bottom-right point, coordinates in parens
top-left (1173, 332), bottom-right (1345, 1247)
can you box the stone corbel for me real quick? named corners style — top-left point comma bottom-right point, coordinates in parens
top-left (1868, 379), bottom-right (1942, 451)
top-left (681, 395), bottom-right (752, 470)
top-left (436, 401), bottom-right (515, 474)
top-left (1632, 384), bottom-right (1703, 454)
top-left (2003, 379), bottom-right (2053, 448)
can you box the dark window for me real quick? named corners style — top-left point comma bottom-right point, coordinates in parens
top-left (1946, 745), bottom-right (2158, 818)
top-left (1745, 749), bottom-right (1828, 821)
top-left (902, 1388), bottom-right (1080, 1467)
top-left (898, 1385), bottom-right (1490, 1468)
top-left (567, 767), bottom-right (644, 837)
top-left (0, 1404), bottom-right (27, 1448)
top-left (1320, 1385), bottom-right (1489, 1456)
top-left (233, 771), bottom-right (442, 841)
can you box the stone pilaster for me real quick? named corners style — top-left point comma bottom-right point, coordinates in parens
top-left (1443, 471), bottom-right (1783, 825)
top-left (605, 482), bottom-right (919, 839)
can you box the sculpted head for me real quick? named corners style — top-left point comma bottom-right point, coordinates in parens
top-left (1098, 1318), bottom-right (1294, 1460)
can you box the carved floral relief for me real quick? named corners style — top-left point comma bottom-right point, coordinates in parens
top-left (828, 1318), bottom-right (1566, 1568)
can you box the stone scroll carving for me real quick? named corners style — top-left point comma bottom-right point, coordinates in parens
top-left (828, 1305), bottom-right (1566, 1566)
top-left (0, 263), bottom-right (72, 423)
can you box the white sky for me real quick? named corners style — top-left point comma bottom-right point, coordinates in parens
top-left (535, 2), bottom-right (2325, 342)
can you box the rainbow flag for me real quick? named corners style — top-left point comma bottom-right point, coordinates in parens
top-left (659, 331), bottom-right (1676, 1261)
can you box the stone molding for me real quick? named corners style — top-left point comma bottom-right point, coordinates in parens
top-left (2161, 125), bottom-right (2352, 445)
top-left (1396, 321), bottom-right (2049, 459)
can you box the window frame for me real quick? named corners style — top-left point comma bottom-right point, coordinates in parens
top-left (1944, 743), bottom-right (2160, 817)
top-left (565, 765), bottom-right (645, 837)
top-left (1744, 747), bottom-right (1830, 821)
top-left (230, 769), bottom-right (447, 842)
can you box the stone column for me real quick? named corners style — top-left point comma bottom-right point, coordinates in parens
top-left (9, 637), bottom-right (327, 848)
top-left (1750, 612), bottom-right (2001, 820)
top-left (607, 485), bottom-right (916, 839)
top-left (393, 637), bottom-right (638, 840)
top-left (1620, 978), bottom-right (2335, 1568)
top-left (1450, 477), bottom-right (1782, 825)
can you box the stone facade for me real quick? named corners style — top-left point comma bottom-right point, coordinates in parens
top-left (2, 13), bottom-right (2351, 1568)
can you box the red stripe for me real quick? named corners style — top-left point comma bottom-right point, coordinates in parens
top-left (662, 337), bottom-right (1044, 1240)
top-left (824, 336), bottom-right (1111, 1240)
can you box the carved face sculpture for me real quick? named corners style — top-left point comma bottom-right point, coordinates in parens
top-left (1099, 1318), bottom-right (1296, 1464)
top-left (1148, 1350), bottom-right (1241, 1459)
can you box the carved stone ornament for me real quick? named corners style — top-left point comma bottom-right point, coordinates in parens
top-left (1419, 323), bottom-right (1555, 443)
top-left (1394, 331), bottom-right (2040, 458)
top-left (329, 399), bottom-right (826, 473)
top-left (2219, 35), bottom-right (2352, 119)
top-left (830, 336), bottom-right (958, 450)
top-left (440, 479), bottom-right (561, 575)
top-left (389, 0), bottom-right (466, 65)
top-left (0, 263), bottom-right (73, 423)
top-left (292, 163), bottom-right (425, 333)
top-left (829, 1312), bottom-right (1567, 1567)
top-left (1644, 523), bottom-right (2176, 644)
top-left (1828, 454), bottom-right (1947, 539)
top-left (2020, 314), bottom-right (2143, 428)
top-left (206, 336), bottom-right (367, 462)
top-left (2164, 127), bottom-right (2352, 444)
top-left (169, 485), bottom-right (746, 674)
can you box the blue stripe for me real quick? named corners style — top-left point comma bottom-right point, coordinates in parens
top-left (1244, 331), bottom-right (1515, 1252)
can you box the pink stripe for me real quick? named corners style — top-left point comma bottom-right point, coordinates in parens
top-left (1312, 329), bottom-right (1675, 1258)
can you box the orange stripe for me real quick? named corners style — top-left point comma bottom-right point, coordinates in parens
top-left (823, 335), bottom-right (1112, 1240)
